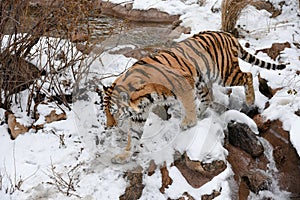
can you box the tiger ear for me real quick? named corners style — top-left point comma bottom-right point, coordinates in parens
top-left (103, 83), bottom-right (116, 93)
top-left (103, 85), bottom-right (108, 91)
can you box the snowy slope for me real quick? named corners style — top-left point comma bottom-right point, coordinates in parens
top-left (0, 0), bottom-right (299, 199)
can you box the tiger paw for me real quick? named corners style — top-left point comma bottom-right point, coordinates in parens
top-left (245, 95), bottom-right (255, 105)
top-left (111, 151), bottom-right (132, 164)
top-left (180, 118), bottom-right (197, 131)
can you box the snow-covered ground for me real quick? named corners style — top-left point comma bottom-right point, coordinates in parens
top-left (0, 0), bottom-right (299, 199)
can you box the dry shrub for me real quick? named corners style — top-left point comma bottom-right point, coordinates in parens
top-left (0, 0), bottom-right (99, 112)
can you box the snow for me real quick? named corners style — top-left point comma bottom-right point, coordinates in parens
top-left (1, 0), bottom-right (300, 199)
top-left (166, 165), bottom-right (233, 199)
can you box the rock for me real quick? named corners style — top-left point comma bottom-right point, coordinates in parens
top-left (260, 120), bottom-right (300, 195)
top-left (238, 179), bottom-right (250, 200)
top-left (295, 109), bottom-right (300, 117)
top-left (253, 114), bottom-right (271, 132)
top-left (227, 120), bottom-right (300, 199)
top-left (120, 166), bottom-right (144, 200)
top-left (170, 192), bottom-right (195, 200)
top-left (255, 42), bottom-right (291, 61)
top-left (152, 105), bottom-right (171, 121)
top-left (147, 160), bottom-right (157, 176)
top-left (226, 143), bottom-right (269, 200)
top-left (160, 162), bottom-right (173, 194)
top-left (258, 73), bottom-right (273, 99)
top-left (201, 189), bottom-right (221, 200)
top-left (227, 122), bottom-right (264, 157)
top-left (273, 146), bottom-right (286, 166)
top-left (5, 111), bottom-right (29, 139)
top-left (242, 171), bottom-right (271, 194)
top-left (251, 1), bottom-right (284, 18)
top-left (45, 110), bottom-right (67, 123)
top-left (76, 44), bottom-right (92, 54)
top-left (174, 153), bottom-right (226, 188)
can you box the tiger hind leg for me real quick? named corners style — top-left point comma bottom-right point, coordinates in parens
top-left (228, 71), bottom-right (255, 105)
top-left (244, 72), bottom-right (255, 105)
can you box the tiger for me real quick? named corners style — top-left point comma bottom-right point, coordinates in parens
top-left (103, 30), bottom-right (286, 164)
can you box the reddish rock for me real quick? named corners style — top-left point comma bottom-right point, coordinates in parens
top-left (260, 120), bottom-right (300, 194)
top-left (253, 114), bottom-right (271, 132)
top-left (258, 73), bottom-right (274, 99)
top-left (227, 120), bottom-right (300, 199)
top-left (6, 111), bottom-right (29, 139)
top-left (174, 153), bottom-right (226, 188)
top-left (120, 166), bottom-right (144, 200)
top-left (160, 162), bottom-right (173, 194)
top-left (147, 160), bottom-right (157, 176)
top-left (226, 143), bottom-right (269, 199)
top-left (273, 146), bottom-right (286, 166)
top-left (201, 189), bottom-right (221, 200)
top-left (238, 180), bottom-right (250, 200)
top-left (255, 42), bottom-right (291, 61)
top-left (242, 171), bottom-right (271, 194)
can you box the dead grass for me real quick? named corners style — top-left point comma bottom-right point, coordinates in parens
top-left (221, 0), bottom-right (272, 36)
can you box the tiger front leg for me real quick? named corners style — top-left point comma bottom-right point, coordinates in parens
top-left (111, 122), bottom-right (143, 164)
top-left (111, 131), bottom-right (133, 164)
top-left (179, 92), bottom-right (197, 130)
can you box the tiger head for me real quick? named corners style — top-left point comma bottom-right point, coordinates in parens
top-left (103, 83), bottom-right (148, 129)
top-left (103, 82), bottom-right (175, 129)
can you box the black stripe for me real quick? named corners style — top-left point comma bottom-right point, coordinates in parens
top-left (182, 39), bottom-right (211, 78)
top-left (195, 35), bottom-right (213, 58)
top-left (241, 52), bottom-right (248, 60)
top-left (248, 55), bottom-right (255, 63)
top-left (222, 35), bottom-right (233, 84)
top-left (128, 82), bottom-right (136, 92)
top-left (142, 62), bottom-right (182, 90)
top-left (164, 51), bottom-right (194, 76)
top-left (173, 45), bottom-right (202, 75)
top-left (254, 58), bottom-right (260, 66)
top-left (206, 33), bottom-right (222, 79)
top-left (114, 85), bottom-right (127, 93)
top-left (214, 32), bottom-right (226, 80)
top-left (134, 68), bottom-right (151, 78)
top-left (149, 54), bottom-right (164, 65)
top-left (231, 69), bottom-right (243, 86)
top-left (160, 54), bottom-right (172, 66)
top-left (122, 64), bottom-right (150, 82)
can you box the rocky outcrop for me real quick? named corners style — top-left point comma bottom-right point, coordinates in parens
top-left (100, 1), bottom-right (180, 23)
top-left (227, 119), bottom-right (300, 199)
top-left (261, 120), bottom-right (300, 197)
